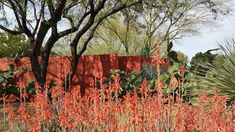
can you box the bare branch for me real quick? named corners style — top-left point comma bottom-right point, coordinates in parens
top-left (47, 0), bottom-right (55, 17)
top-left (89, 0), bottom-right (94, 12)
top-left (28, 0), bottom-right (38, 20)
top-left (0, 25), bottom-right (23, 35)
top-left (54, 0), bottom-right (67, 19)
top-left (77, 0), bottom-right (143, 56)
top-left (58, 10), bottom-right (91, 38)
top-left (7, 0), bottom-right (22, 28)
top-left (64, 1), bottom-right (78, 12)
top-left (32, 0), bottom-right (45, 35)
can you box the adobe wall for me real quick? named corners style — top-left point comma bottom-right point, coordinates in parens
top-left (0, 55), bottom-right (168, 94)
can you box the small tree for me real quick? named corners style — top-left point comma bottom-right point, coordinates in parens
top-left (86, 0), bottom-right (230, 56)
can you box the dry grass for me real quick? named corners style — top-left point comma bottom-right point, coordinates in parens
top-left (0, 103), bottom-right (20, 132)
top-left (0, 104), bottom-right (9, 132)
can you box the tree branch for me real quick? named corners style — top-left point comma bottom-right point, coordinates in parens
top-left (0, 25), bottom-right (23, 35)
top-left (47, 0), bottom-right (55, 18)
top-left (7, 0), bottom-right (22, 29)
top-left (77, 0), bottom-right (143, 56)
top-left (58, 10), bottom-right (91, 38)
top-left (32, 0), bottom-right (45, 35)
top-left (89, 0), bottom-right (94, 12)
top-left (54, 0), bottom-right (67, 21)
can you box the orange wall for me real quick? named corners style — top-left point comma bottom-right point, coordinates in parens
top-left (0, 55), bottom-right (168, 94)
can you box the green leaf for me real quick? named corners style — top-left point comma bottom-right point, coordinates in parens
top-left (189, 98), bottom-right (199, 106)
top-left (161, 87), bottom-right (172, 94)
top-left (168, 63), bottom-right (179, 74)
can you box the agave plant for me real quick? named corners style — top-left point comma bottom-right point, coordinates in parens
top-left (200, 39), bottom-right (235, 102)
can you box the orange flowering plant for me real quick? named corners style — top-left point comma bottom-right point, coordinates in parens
top-left (2, 79), bottom-right (234, 131)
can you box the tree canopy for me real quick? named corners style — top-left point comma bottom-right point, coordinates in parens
top-left (85, 0), bottom-right (230, 56)
top-left (0, 32), bottom-right (30, 58)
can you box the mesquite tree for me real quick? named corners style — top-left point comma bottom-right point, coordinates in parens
top-left (0, 0), bottom-right (142, 90)
top-left (89, 0), bottom-right (230, 56)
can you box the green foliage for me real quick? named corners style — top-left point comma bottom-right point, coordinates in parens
top-left (187, 49), bottom-right (221, 104)
top-left (190, 50), bottom-right (218, 76)
top-left (0, 64), bottom-right (20, 98)
top-left (0, 64), bottom-right (36, 101)
top-left (86, 13), bottom-right (143, 56)
top-left (176, 51), bottom-right (188, 64)
top-left (141, 63), bottom-right (157, 80)
top-left (0, 32), bottom-right (30, 58)
top-left (161, 46), bottom-right (196, 102)
top-left (200, 39), bottom-right (235, 103)
top-left (140, 45), bottom-right (152, 57)
top-left (83, 0), bottom-right (230, 56)
top-left (24, 80), bottom-right (37, 96)
top-left (96, 50), bottom-right (193, 102)
top-left (96, 69), bottom-right (156, 98)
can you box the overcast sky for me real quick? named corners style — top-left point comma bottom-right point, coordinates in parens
top-left (173, 0), bottom-right (235, 60)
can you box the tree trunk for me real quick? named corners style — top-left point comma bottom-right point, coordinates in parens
top-left (41, 35), bottom-right (59, 84)
top-left (29, 39), bottom-right (45, 87)
top-left (64, 44), bottom-right (79, 92)
top-left (29, 21), bottom-right (51, 88)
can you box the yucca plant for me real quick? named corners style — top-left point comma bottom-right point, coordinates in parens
top-left (200, 39), bottom-right (235, 103)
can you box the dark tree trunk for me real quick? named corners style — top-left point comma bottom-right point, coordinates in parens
top-left (29, 21), bottom-right (51, 88)
top-left (64, 43), bottom-right (79, 92)
top-left (41, 35), bottom-right (59, 84)
top-left (30, 39), bottom-right (45, 87)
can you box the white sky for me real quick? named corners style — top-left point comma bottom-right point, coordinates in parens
top-left (173, 0), bottom-right (235, 60)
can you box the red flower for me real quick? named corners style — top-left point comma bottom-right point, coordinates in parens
top-left (170, 74), bottom-right (178, 87)
top-left (5, 103), bottom-right (15, 120)
top-left (6, 94), bottom-right (19, 103)
top-left (51, 86), bottom-right (64, 98)
top-left (0, 93), bottom-right (8, 102)
top-left (179, 65), bottom-right (187, 76)
top-left (140, 79), bottom-right (148, 95)
top-left (22, 91), bottom-right (28, 99)
top-left (17, 104), bottom-right (26, 113)
top-left (151, 49), bottom-right (166, 65)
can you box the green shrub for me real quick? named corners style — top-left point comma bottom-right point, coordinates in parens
top-left (0, 64), bottom-right (36, 102)
top-left (200, 39), bottom-right (235, 103)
